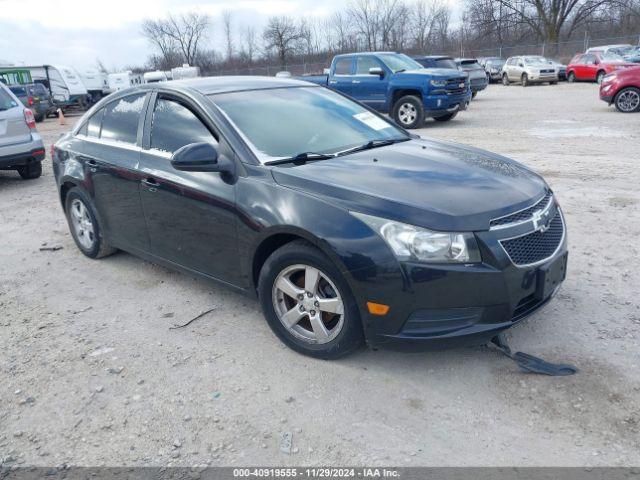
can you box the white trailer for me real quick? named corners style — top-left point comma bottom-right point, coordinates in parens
top-left (143, 71), bottom-right (168, 83)
top-left (24, 65), bottom-right (89, 108)
top-left (171, 64), bottom-right (200, 80)
top-left (79, 68), bottom-right (109, 101)
top-left (107, 71), bottom-right (143, 92)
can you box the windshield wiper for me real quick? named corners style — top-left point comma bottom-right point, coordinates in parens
top-left (265, 151), bottom-right (335, 166)
top-left (336, 137), bottom-right (409, 157)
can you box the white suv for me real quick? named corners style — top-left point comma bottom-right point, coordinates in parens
top-left (502, 56), bottom-right (559, 86)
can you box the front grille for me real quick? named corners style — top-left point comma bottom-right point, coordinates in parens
top-left (490, 191), bottom-right (553, 228)
top-left (540, 69), bottom-right (555, 74)
top-left (500, 211), bottom-right (564, 266)
top-left (471, 78), bottom-right (486, 85)
top-left (445, 78), bottom-right (467, 95)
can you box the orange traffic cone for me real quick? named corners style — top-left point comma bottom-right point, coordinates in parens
top-left (57, 108), bottom-right (65, 125)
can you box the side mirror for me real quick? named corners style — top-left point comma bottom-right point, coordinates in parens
top-left (323, 68), bottom-right (331, 75)
top-left (369, 67), bottom-right (384, 76)
top-left (171, 142), bottom-right (234, 176)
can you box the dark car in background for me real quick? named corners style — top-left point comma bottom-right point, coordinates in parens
top-left (455, 58), bottom-right (489, 98)
top-left (53, 77), bottom-right (568, 358)
top-left (0, 82), bottom-right (45, 179)
top-left (29, 82), bottom-right (57, 118)
top-left (413, 55), bottom-right (458, 70)
top-left (8, 84), bottom-right (47, 122)
top-left (600, 66), bottom-right (640, 112)
top-left (478, 57), bottom-right (506, 82)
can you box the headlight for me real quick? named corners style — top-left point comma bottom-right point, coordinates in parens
top-left (491, 68), bottom-right (499, 73)
top-left (351, 212), bottom-right (481, 263)
top-left (430, 79), bottom-right (447, 87)
top-left (602, 73), bottom-right (616, 82)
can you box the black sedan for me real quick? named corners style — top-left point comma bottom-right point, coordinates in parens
top-left (52, 77), bottom-right (568, 358)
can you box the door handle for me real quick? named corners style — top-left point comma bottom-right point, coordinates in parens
top-left (142, 177), bottom-right (160, 192)
top-left (352, 80), bottom-right (360, 84)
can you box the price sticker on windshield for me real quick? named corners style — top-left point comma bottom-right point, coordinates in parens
top-left (354, 112), bottom-right (390, 131)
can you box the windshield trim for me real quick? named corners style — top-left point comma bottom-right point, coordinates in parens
top-left (208, 86), bottom-right (410, 165)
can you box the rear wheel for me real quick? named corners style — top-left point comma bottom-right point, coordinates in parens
top-left (521, 73), bottom-right (529, 86)
top-left (596, 70), bottom-right (606, 84)
top-left (65, 188), bottom-right (117, 259)
top-left (35, 113), bottom-right (45, 123)
top-left (471, 91), bottom-right (477, 99)
top-left (567, 71), bottom-right (576, 82)
top-left (550, 81), bottom-right (558, 85)
top-left (502, 74), bottom-right (509, 86)
top-left (433, 110), bottom-right (458, 122)
top-left (614, 87), bottom-right (640, 113)
top-left (17, 161), bottom-right (42, 180)
top-left (391, 95), bottom-right (425, 129)
top-left (258, 240), bottom-right (364, 359)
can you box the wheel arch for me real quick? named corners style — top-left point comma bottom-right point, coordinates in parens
top-left (391, 88), bottom-right (423, 106)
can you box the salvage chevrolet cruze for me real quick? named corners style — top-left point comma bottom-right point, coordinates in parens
top-left (52, 77), bottom-right (568, 358)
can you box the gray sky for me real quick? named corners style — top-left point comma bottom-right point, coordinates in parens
top-left (0, 0), bottom-right (461, 71)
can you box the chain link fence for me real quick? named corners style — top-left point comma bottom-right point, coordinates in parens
top-left (207, 33), bottom-right (640, 78)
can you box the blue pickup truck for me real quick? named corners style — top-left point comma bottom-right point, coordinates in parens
top-left (300, 52), bottom-right (471, 129)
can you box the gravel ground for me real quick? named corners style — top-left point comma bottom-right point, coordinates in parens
top-left (1, 82), bottom-right (639, 468)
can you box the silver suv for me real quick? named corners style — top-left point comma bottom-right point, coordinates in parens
top-left (0, 82), bottom-right (45, 179)
top-left (502, 56), bottom-right (559, 86)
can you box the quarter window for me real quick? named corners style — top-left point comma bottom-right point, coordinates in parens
top-left (334, 58), bottom-right (352, 75)
top-left (100, 93), bottom-right (146, 144)
top-left (150, 98), bottom-right (217, 153)
top-left (86, 108), bottom-right (104, 138)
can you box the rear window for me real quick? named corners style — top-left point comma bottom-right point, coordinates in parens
top-left (9, 86), bottom-right (27, 96)
top-left (0, 88), bottom-right (19, 110)
top-left (100, 93), bottom-right (146, 145)
top-left (434, 58), bottom-right (457, 69)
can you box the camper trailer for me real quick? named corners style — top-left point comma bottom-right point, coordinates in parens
top-left (171, 64), bottom-right (200, 80)
top-left (143, 71), bottom-right (168, 83)
top-left (25, 65), bottom-right (89, 108)
top-left (79, 68), bottom-right (109, 102)
top-left (107, 71), bottom-right (143, 92)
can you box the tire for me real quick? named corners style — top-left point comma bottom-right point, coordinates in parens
top-left (502, 74), bottom-right (509, 86)
top-left (550, 81), bottom-right (558, 85)
top-left (64, 188), bottom-right (117, 259)
top-left (521, 73), bottom-right (529, 87)
top-left (35, 113), bottom-right (45, 123)
top-left (391, 95), bottom-right (425, 129)
top-left (433, 110), bottom-right (458, 122)
top-left (614, 87), bottom-right (640, 113)
top-left (567, 71), bottom-right (576, 83)
top-left (596, 71), bottom-right (605, 84)
top-left (471, 91), bottom-right (477, 99)
top-left (17, 161), bottom-right (42, 180)
top-left (257, 240), bottom-right (364, 359)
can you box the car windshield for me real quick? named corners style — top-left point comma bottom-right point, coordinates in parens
top-left (433, 58), bottom-right (457, 69)
top-left (603, 52), bottom-right (626, 62)
top-left (487, 59), bottom-right (505, 68)
top-left (210, 86), bottom-right (408, 163)
top-left (524, 56), bottom-right (549, 65)
top-left (459, 60), bottom-right (482, 70)
top-left (9, 86), bottom-right (27, 96)
top-left (0, 87), bottom-right (19, 110)
top-left (377, 54), bottom-right (423, 73)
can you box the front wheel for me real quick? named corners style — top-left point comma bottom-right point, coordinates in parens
top-left (17, 161), bottom-right (42, 180)
top-left (596, 71), bottom-right (605, 84)
top-left (65, 188), bottom-right (117, 259)
top-left (258, 240), bottom-right (364, 359)
top-left (391, 95), bottom-right (425, 129)
top-left (521, 73), bottom-right (529, 86)
top-left (614, 87), bottom-right (640, 113)
top-left (567, 71), bottom-right (576, 82)
top-left (550, 81), bottom-right (558, 85)
top-left (471, 91), bottom-right (477, 99)
top-left (433, 110), bottom-right (458, 122)
top-left (502, 74), bottom-right (509, 86)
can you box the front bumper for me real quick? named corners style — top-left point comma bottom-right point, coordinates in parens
top-left (345, 208), bottom-right (568, 351)
top-left (600, 83), bottom-right (617, 104)
top-left (423, 91), bottom-right (471, 116)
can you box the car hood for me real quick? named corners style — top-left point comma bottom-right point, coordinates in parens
top-left (271, 138), bottom-right (547, 232)
top-left (400, 68), bottom-right (465, 79)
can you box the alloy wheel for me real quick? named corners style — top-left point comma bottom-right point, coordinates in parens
top-left (616, 89), bottom-right (640, 112)
top-left (398, 103), bottom-right (417, 125)
top-left (70, 199), bottom-right (95, 250)
top-left (272, 264), bottom-right (344, 344)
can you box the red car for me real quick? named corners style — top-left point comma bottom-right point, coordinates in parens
top-left (566, 52), bottom-right (637, 83)
top-left (600, 66), bottom-right (640, 113)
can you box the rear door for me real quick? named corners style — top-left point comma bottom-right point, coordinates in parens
top-left (0, 86), bottom-right (31, 147)
top-left (328, 57), bottom-right (354, 96)
top-left (579, 54), bottom-right (598, 80)
top-left (350, 56), bottom-right (388, 110)
top-left (71, 93), bottom-right (150, 252)
top-left (138, 92), bottom-right (241, 284)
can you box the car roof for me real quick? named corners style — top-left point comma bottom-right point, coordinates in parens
top-left (334, 52), bottom-right (397, 58)
top-left (171, 76), bottom-right (317, 95)
top-left (414, 55), bottom-right (453, 60)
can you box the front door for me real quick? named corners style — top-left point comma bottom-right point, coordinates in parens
top-left (138, 94), bottom-right (241, 285)
top-left (351, 56), bottom-right (388, 111)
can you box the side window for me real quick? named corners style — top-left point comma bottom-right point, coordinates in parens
top-left (86, 108), bottom-right (104, 138)
top-left (581, 54), bottom-right (595, 64)
top-left (150, 98), bottom-right (217, 154)
top-left (334, 58), bottom-right (352, 75)
top-left (100, 93), bottom-right (146, 145)
top-left (356, 56), bottom-right (380, 74)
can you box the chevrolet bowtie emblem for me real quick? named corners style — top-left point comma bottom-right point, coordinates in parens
top-left (532, 208), bottom-right (551, 233)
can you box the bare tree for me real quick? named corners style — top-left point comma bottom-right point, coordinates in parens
top-left (347, 0), bottom-right (382, 50)
top-left (263, 16), bottom-right (303, 66)
top-left (142, 12), bottom-right (210, 67)
top-left (240, 26), bottom-right (258, 64)
top-left (222, 11), bottom-right (234, 62)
